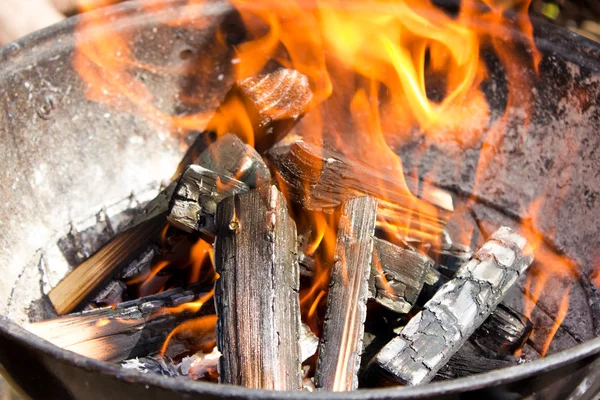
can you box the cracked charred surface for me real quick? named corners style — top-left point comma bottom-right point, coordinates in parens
top-left (315, 196), bottom-right (377, 391)
top-left (168, 165), bottom-right (248, 236)
top-left (214, 186), bottom-right (302, 390)
top-left (371, 227), bottom-right (534, 386)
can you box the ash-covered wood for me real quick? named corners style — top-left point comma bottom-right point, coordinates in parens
top-left (27, 284), bottom-right (214, 362)
top-left (270, 140), bottom-right (451, 238)
top-left (178, 68), bottom-right (313, 171)
top-left (369, 238), bottom-right (433, 314)
top-left (48, 214), bottom-right (167, 315)
top-left (315, 196), bottom-right (378, 391)
top-left (214, 186), bottom-right (302, 390)
top-left (370, 227), bottom-right (534, 386)
top-left (472, 303), bottom-right (533, 356)
top-left (168, 165), bottom-right (249, 235)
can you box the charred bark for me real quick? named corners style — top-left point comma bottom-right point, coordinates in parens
top-left (315, 196), bottom-right (378, 391)
top-left (214, 186), bottom-right (302, 390)
top-left (167, 165), bottom-right (249, 235)
top-left (370, 227), bottom-right (534, 386)
top-left (369, 238), bottom-right (433, 314)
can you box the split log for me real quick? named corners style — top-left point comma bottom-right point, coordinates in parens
top-left (27, 284), bottom-right (214, 362)
top-left (48, 213), bottom-right (168, 315)
top-left (315, 196), bottom-right (378, 391)
top-left (270, 140), bottom-right (452, 239)
top-left (214, 186), bottom-right (302, 390)
top-left (167, 165), bottom-right (249, 235)
top-left (178, 68), bottom-right (313, 172)
top-left (369, 238), bottom-right (433, 314)
top-left (370, 227), bottom-right (534, 386)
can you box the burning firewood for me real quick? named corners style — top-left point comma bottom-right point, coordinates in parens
top-left (167, 165), bottom-right (249, 236)
top-left (177, 68), bottom-right (313, 171)
top-left (269, 140), bottom-right (452, 239)
top-left (195, 133), bottom-right (271, 188)
top-left (315, 196), bottom-right (378, 391)
top-left (369, 238), bottom-right (433, 314)
top-left (214, 186), bottom-right (302, 390)
top-left (48, 68), bottom-right (308, 316)
top-left (301, 237), bottom-right (433, 315)
top-left (369, 227), bottom-right (534, 386)
top-left (27, 284), bottom-right (214, 362)
top-left (48, 214), bottom-right (168, 315)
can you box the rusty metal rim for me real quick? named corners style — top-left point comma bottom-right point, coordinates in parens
top-left (1, 0), bottom-right (600, 398)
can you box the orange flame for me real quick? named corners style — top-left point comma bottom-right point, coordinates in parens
top-left (161, 314), bottom-right (218, 356)
top-left (152, 288), bottom-right (215, 319)
top-left (72, 0), bottom-right (561, 361)
top-left (539, 285), bottom-right (570, 357)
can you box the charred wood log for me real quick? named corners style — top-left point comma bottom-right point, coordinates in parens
top-left (369, 238), bottom-right (433, 314)
top-left (270, 140), bottom-right (452, 239)
top-left (167, 165), bottom-right (249, 236)
top-left (315, 196), bottom-right (378, 391)
top-left (178, 68), bottom-right (313, 171)
top-left (27, 284), bottom-right (214, 362)
top-left (471, 303), bottom-right (533, 356)
top-left (214, 186), bottom-right (302, 390)
top-left (370, 227), bottom-right (534, 386)
top-left (195, 133), bottom-right (271, 188)
top-left (48, 213), bottom-right (168, 315)
top-left (48, 71), bottom-right (299, 316)
top-left (435, 341), bottom-right (518, 380)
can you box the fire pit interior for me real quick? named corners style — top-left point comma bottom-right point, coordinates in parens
top-left (1, 0), bottom-right (600, 398)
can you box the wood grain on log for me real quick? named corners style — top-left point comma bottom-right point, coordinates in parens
top-left (28, 284), bottom-right (213, 362)
top-left (315, 196), bottom-right (378, 391)
top-left (215, 186), bottom-right (302, 390)
top-left (167, 165), bottom-right (248, 235)
top-left (271, 140), bottom-right (451, 239)
top-left (371, 227), bottom-right (534, 386)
